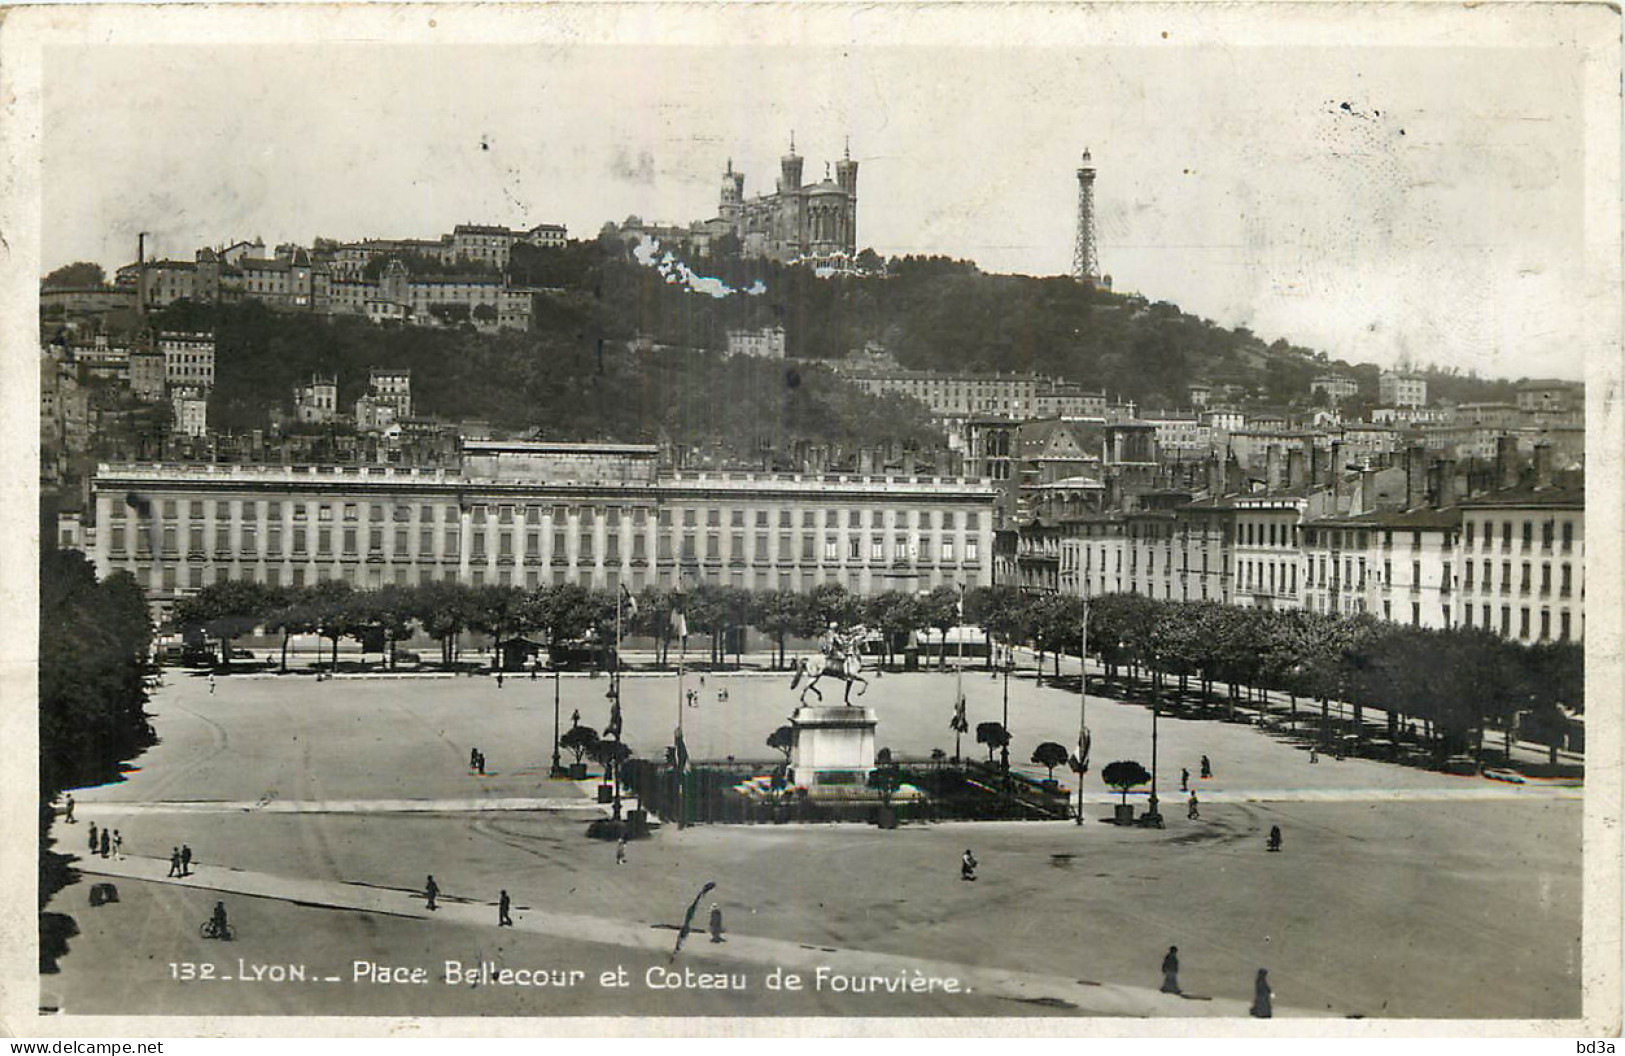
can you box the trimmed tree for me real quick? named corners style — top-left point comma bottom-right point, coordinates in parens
top-left (1101, 759), bottom-right (1152, 806)
top-left (975, 721), bottom-right (1010, 764)
top-left (560, 724), bottom-right (601, 768)
top-left (1031, 741), bottom-right (1070, 781)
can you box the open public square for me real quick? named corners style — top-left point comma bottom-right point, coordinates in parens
top-left (45, 654), bottom-right (1582, 1020)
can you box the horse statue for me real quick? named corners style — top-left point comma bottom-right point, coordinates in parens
top-left (790, 629), bottom-right (870, 705)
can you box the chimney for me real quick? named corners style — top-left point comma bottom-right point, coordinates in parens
top-left (1264, 445), bottom-right (1282, 492)
top-left (1358, 466), bottom-right (1379, 515)
top-left (1308, 443), bottom-right (1321, 488)
top-left (1496, 435), bottom-right (1520, 490)
top-left (1435, 458), bottom-right (1458, 508)
top-left (1287, 447), bottom-right (1306, 490)
top-left (1225, 455), bottom-right (1244, 495)
top-left (1405, 445), bottom-right (1428, 510)
top-left (1534, 444), bottom-right (1553, 488)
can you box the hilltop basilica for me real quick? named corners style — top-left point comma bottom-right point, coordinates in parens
top-left (699, 136), bottom-right (859, 264)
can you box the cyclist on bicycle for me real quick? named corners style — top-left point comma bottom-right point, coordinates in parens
top-left (211, 901), bottom-right (230, 940)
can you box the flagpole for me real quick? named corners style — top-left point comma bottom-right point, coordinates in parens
top-left (956, 582), bottom-right (964, 763)
top-left (1077, 590), bottom-right (1089, 827)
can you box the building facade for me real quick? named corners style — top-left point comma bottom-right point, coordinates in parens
top-left (1379, 371), bottom-right (1428, 409)
top-left (87, 443), bottom-right (997, 621)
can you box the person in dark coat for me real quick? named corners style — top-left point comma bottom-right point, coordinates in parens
top-left (1160, 946), bottom-right (1181, 993)
top-left (425, 875), bottom-right (439, 911)
top-left (1251, 968), bottom-right (1273, 1018)
top-left (1268, 825), bottom-right (1283, 852)
top-left (181, 844), bottom-right (193, 875)
top-left (708, 903), bottom-right (725, 943)
top-left (88, 823), bottom-right (98, 855)
top-left (498, 890), bottom-right (513, 926)
top-left (471, 748), bottom-right (479, 770)
top-left (961, 849), bottom-right (978, 882)
top-left (1200, 755), bottom-right (1212, 779)
top-left (99, 830), bottom-right (110, 857)
top-left (64, 794), bottom-right (75, 823)
top-left (168, 847), bottom-right (182, 877)
top-left (1180, 768), bottom-right (1190, 791)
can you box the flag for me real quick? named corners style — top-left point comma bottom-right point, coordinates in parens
top-left (950, 694), bottom-right (969, 734)
top-left (1070, 726), bottom-right (1093, 774)
top-left (669, 880), bottom-right (716, 962)
top-left (621, 583), bottom-right (639, 620)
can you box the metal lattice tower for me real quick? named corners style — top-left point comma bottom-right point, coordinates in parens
top-left (1072, 148), bottom-right (1099, 285)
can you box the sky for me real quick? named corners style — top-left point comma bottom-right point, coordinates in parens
top-left (39, 8), bottom-right (1614, 382)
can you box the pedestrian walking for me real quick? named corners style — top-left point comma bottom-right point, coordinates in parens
top-left (1200, 755), bottom-right (1212, 779)
top-left (708, 902), bottom-right (725, 943)
top-left (498, 890), bottom-right (513, 927)
top-left (425, 875), bottom-right (439, 911)
top-left (616, 837), bottom-right (628, 865)
top-left (208, 673), bottom-right (216, 694)
top-left (181, 844), bottom-right (193, 875)
top-left (64, 794), bottom-right (75, 823)
top-left (960, 849), bottom-right (978, 882)
top-left (470, 748), bottom-right (479, 770)
top-left (1310, 746), bottom-right (1319, 764)
top-left (1267, 824), bottom-right (1283, 852)
top-left (1160, 946), bottom-right (1181, 994)
top-left (88, 823), bottom-right (98, 855)
top-left (112, 831), bottom-right (123, 860)
top-left (168, 847), bottom-right (182, 877)
top-left (496, 670), bottom-right (504, 689)
top-left (1180, 767), bottom-right (1190, 791)
top-left (1187, 792), bottom-right (1200, 820)
top-left (1250, 968), bottom-right (1273, 1018)
top-left (99, 830), bottom-right (110, 857)
top-left (476, 751), bottom-right (486, 776)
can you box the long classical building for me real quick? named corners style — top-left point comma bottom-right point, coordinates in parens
top-left (87, 442), bottom-right (997, 621)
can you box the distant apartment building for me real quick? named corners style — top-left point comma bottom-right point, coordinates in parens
top-left (1379, 371), bottom-right (1427, 408)
top-left (368, 369), bottom-right (413, 419)
top-left (159, 332), bottom-right (216, 390)
top-left (1140, 411), bottom-right (1211, 456)
top-left (170, 387), bottom-right (209, 438)
top-left (1301, 508), bottom-right (1458, 627)
top-left (1310, 375), bottom-right (1360, 401)
top-left (1034, 381), bottom-right (1108, 419)
top-left (1516, 379), bottom-right (1583, 416)
top-left (129, 350), bottom-right (167, 402)
top-left (1186, 382), bottom-right (1212, 408)
top-left (1456, 454), bottom-right (1583, 644)
top-left (725, 325), bottom-right (787, 359)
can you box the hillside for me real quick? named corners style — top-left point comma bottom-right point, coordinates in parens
top-left (131, 237), bottom-right (1526, 462)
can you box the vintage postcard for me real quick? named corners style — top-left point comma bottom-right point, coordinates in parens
top-left (2, 1), bottom-right (1619, 1040)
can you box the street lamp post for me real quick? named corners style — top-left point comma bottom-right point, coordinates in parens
top-left (550, 659), bottom-right (564, 777)
top-left (1148, 695), bottom-right (1163, 826)
top-left (1001, 645), bottom-right (1012, 787)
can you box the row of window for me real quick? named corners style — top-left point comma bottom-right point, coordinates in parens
top-left (113, 499), bottom-right (982, 532)
top-left (1463, 518), bottom-right (1576, 552)
top-left (110, 524), bottom-right (982, 564)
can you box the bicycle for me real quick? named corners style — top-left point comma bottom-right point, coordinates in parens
top-left (199, 918), bottom-right (235, 941)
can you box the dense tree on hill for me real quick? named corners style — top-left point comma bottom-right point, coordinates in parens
top-left (42, 261), bottom-right (107, 289)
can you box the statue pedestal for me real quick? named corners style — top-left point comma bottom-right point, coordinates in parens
top-left (789, 704), bottom-right (878, 793)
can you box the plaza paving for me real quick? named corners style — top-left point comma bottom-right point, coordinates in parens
top-left (45, 662), bottom-right (1584, 1021)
